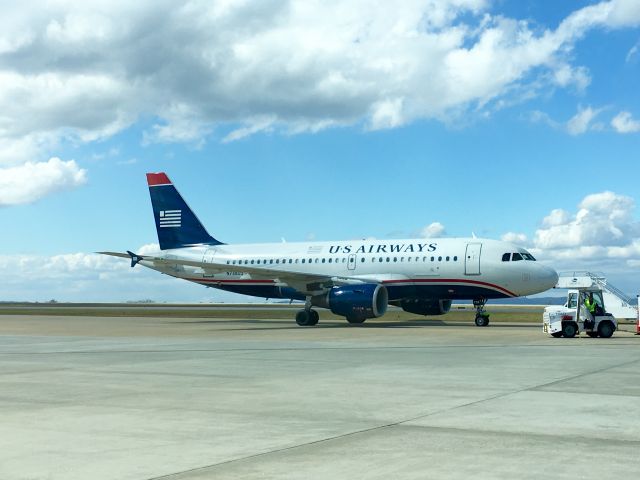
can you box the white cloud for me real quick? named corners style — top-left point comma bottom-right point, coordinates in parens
top-left (421, 222), bottom-right (447, 238)
top-left (0, 0), bottom-right (637, 205)
top-left (566, 105), bottom-right (602, 135)
top-left (528, 190), bottom-right (640, 295)
top-left (0, 0), bottom-right (636, 154)
top-left (533, 191), bottom-right (640, 255)
top-left (551, 64), bottom-right (591, 92)
top-left (0, 247), bottom-right (254, 303)
top-left (0, 158), bottom-right (87, 206)
top-left (611, 111), bottom-right (640, 133)
top-left (542, 209), bottom-right (571, 227)
top-left (626, 40), bottom-right (640, 62)
top-left (501, 232), bottom-right (528, 245)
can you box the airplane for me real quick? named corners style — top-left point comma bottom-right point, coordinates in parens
top-left (100, 172), bottom-right (559, 327)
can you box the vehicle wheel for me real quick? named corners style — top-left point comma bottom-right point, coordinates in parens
top-left (551, 332), bottom-right (563, 338)
top-left (296, 310), bottom-right (312, 326)
top-left (308, 309), bottom-right (319, 326)
top-left (475, 315), bottom-right (489, 327)
top-left (597, 321), bottom-right (614, 339)
top-left (561, 322), bottom-right (577, 338)
top-left (346, 315), bottom-right (366, 324)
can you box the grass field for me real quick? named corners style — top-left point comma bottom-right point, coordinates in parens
top-left (0, 303), bottom-right (545, 323)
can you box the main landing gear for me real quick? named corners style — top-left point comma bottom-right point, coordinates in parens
top-left (474, 298), bottom-right (490, 327)
top-left (296, 299), bottom-right (319, 326)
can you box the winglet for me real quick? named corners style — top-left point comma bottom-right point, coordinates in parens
top-left (126, 250), bottom-right (144, 268)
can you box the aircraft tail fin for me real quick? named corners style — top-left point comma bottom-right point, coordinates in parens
top-left (146, 172), bottom-right (223, 250)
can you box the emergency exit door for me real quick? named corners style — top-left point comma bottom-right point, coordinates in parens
top-left (465, 243), bottom-right (482, 275)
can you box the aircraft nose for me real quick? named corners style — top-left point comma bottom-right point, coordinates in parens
top-left (538, 265), bottom-right (559, 290)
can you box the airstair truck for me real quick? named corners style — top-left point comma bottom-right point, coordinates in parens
top-left (543, 274), bottom-right (617, 338)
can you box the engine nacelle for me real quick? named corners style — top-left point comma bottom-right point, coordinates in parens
top-left (313, 284), bottom-right (388, 319)
top-left (400, 298), bottom-right (452, 316)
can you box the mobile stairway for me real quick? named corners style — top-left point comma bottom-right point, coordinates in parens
top-left (557, 272), bottom-right (638, 320)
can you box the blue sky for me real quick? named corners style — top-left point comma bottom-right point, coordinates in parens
top-left (1, 0), bottom-right (639, 302)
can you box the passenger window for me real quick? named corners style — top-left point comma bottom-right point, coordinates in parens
top-left (438, 256), bottom-right (442, 261)
top-left (251, 260), bottom-right (255, 264)
top-left (386, 257), bottom-right (390, 262)
top-left (431, 256), bottom-right (434, 262)
top-left (276, 259), bottom-right (279, 264)
top-left (302, 259), bottom-right (305, 264)
top-left (512, 253), bottom-right (523, 261)
top-left (322, 258), bottom-right (325, 263)
top-left (270, 259), bottom-right (274, 264)
top-left (446, 256), bottom-right (450, 261)
top-left (361, 257), bottom-right (365, 262)
top-left (328, 258), bottom-right (332, 263)
top-left (453, 256), bottom-right (458, 261)
top-left (393, 257), bottom-right (397, 262)
top-left (502, 253), bottom-right (510, 262)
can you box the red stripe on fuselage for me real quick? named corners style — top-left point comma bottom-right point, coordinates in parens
top-left (182, 276), bottom-right (516, 296)
top-left (381, 278), bottom-right (517, 297)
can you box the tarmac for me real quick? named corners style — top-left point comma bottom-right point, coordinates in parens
top-left (1, 312), bottom-right (639, 480)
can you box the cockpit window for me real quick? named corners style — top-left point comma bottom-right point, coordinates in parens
top-left (502, 253), bottom-right (510, 262)
top-left (512, 252), bottom-right (523, 261)
top-left (517, 249), bottom-right (536, 261)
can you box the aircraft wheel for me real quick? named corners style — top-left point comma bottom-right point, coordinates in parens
top-left (561, 322), bottom-right (577, 338)
top-left (475, 315), bottom-right (489, 327)
top-left (308, 309), bottom-right (319, 326)
top-left (597, 321), bottom-right (614, 339)
top-left (346, 315), bottom-right (366, 324)
top-left (296, 310), bottom-right (313, 326)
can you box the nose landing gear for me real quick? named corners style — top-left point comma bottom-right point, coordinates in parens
top-left (473, 298), bottom-right (490, 327)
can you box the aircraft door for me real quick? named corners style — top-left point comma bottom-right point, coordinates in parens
top-left (347, 254), bottom-right (357, 271)
top-left (202, 247), bottom-right (217, 264)
top-left (202, 247), bottom-right (218, 278)
top-left (465, 243), bottom-right (482, 275)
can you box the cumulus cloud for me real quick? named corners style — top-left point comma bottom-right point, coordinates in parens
top-left (501, 189), bottom-right (640, 294)
top-left (501, 232), bottom-right (528, 245)
top-left (0, 0), bottom-right (637, 154)
top-left (0, 157), bottom-right (87, 206)
top-left (534, 191), bottom-right (638, 250)
top-left (0, 0), bottom-right (638, 204)
top-left (421, 222), bottom-right (447, 238)
top-left (0, 247), bottom-right (251, 302)
top-left (611, 111), bottom-right (640, 133)
top-left (566, 105), bottom-right (603, 135)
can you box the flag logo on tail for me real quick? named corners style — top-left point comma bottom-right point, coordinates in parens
top-left (159, 210), bottom-right (181, 228)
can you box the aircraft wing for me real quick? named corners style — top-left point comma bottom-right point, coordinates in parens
top-left (98, 251), bottom-right (378, 295)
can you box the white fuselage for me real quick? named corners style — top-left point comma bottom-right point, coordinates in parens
top-left (140, 237), bottom-right (558, 302)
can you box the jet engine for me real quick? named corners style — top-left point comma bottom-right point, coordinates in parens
top-left (400, 298), bottom-right (452, 315)
top-left (313, 284), bottom-right (388, 320)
